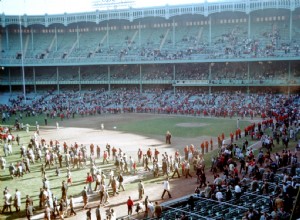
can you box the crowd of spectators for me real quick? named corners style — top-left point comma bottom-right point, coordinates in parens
top-left (175, 64), bottom-right (209, 81)
top-left (184, 105), bottom-right (300, 220)
top-left (1, 88), bottom-right (300, 126)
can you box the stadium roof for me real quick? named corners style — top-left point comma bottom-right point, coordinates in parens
top-left (1, 0), bottom-right (235, 15)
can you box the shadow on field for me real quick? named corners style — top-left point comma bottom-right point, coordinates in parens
top-left (1, 209), bottom-right (26, 220)
top-left (0, 175), bottom-right (13, 181)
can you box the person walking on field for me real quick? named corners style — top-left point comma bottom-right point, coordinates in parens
top-left (61, 180), bottom-right (68, 201)
top-left (117, 173), bottom-right (125, 191)
top-left (144, 195), bottom-right (150, 218)
top-left (82, 186), bottom-right (88, 209)
top-left (86, 208), bottom-right (91, 220)
top-left (185, 161), bottom-right (192, 178)
top-left (154, 201), bottom-right (162, 218)
top-left (26, 203), bottom-right (34, 220)
top-left (165, 131), bottom-right (171, 144)
top-left (111, 176), bottom-right (117, 196)
top-left (2, 190), bottom-right (12, 214)
top-left (59, 199), bottom-right (67, 219)
top-left (98, 182), bottom-right (104, 203)
top-left (86, 172), bottom-right (94, 194)
top-left (161, 178), bottom-right (172, 199)
top-left (138, 180), bottom-right (144, 200)
top-left (171, 159), bottom-right (180, 178)
top-left (69, 195), bottom-right (77, 216)
top-left (103, 151), bottom-right (109, 164)
top-left (95, 204), bottom-right (101, 220)
top-left (44, 205), bottom-right (51, 220)
top-left (13, 188), bottom-right (21, 212)
top-left (127, 196), bottom-right (134, 215)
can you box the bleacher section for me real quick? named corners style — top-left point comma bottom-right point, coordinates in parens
top-left (34, 66), bottom-right (56, 81)
top-left (119, 164), bottom-right (299, 220)
top-left (175, 63), bottom-right (209, 80)
top-left (1, 9), bottom-right (299, 63)
top-left (142, 64), bottom-right (173, 81)
top-left (110, 65), bottom-right (140, 81)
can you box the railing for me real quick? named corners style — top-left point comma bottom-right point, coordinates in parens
top-left (1, 53), bottom-right (300, 66)
top-left (1, 79), bottom-right (298, 86)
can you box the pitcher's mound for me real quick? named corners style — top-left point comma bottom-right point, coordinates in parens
top-left (176, 123), bottom-right (208, 127)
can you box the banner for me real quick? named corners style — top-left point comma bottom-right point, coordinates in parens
top-left (92, 0), bottom-right (136, 10)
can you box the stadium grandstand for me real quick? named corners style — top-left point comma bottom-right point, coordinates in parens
top-left (0, 0), bottom-right (300, 219)
top-left (0, 0), bottom-right (299, 97)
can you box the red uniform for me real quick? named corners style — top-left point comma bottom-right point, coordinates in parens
top-left (205, 141), bottom-right (209, 153)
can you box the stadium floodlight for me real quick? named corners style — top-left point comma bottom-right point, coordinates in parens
top-left (19, 14), bottom-right (26, 104)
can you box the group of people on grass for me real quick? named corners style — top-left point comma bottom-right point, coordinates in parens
top-left (0, 91), bottom-right (299, 219)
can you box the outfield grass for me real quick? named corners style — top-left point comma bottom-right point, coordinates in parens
top-left (4, 114), bottom-right (251, 138)
top-left (117, 116), bottom-right (251, 138)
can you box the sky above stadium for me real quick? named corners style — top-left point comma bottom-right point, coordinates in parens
top-left (0, 0), bottom-right (230, 15)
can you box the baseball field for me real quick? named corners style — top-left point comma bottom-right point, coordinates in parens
top-left (0, 113), bottom-right (291, 219)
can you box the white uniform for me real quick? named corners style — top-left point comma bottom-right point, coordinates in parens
top-left (0, 157), bottom-right (6, 170)
top-left (8, 144), bottom-right (12, 154)
top-left (15, 191), bottom-right (21, 207)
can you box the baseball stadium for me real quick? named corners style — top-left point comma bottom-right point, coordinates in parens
top-left (0, 0), bottom-right (300, 219)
